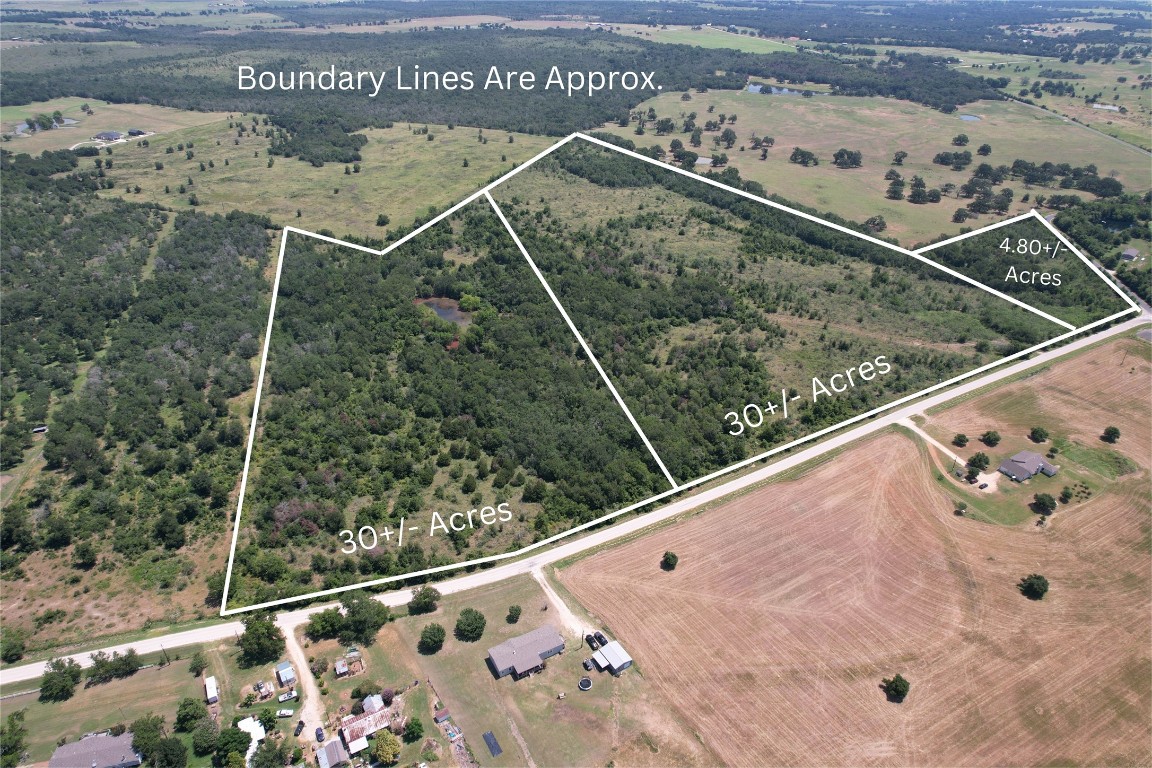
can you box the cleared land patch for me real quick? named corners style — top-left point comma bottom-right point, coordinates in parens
top-left (595, 91), bottom-right (1150, 245)
top-left (559, 425), bottom-right (1151, 766)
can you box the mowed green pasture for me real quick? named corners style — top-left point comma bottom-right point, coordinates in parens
top-left (598, 89), bottom-right (1151, 246)
top-left (74, 115), bottom-right (553, 238)
top-left (602, 23), bottom-right (799, 53)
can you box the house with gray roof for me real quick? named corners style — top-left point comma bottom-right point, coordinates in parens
top-left (49, 732), bottom-right (141, 768)
top-left (998, 450), bottom-right (1058, 482)
top-left (487, 625), bottom-right (565, 679)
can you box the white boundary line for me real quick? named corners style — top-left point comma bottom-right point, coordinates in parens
top-left (220, 132), bottom-right (1137, 615)
top-left (912, 210), bottom-right (1036, 253)
top-left (575, 132), bottom-right (1077, 332)
top-left (485, 190), bottom-right (679, 489)
top-left (1030, 209), bottom-right (1141, 312)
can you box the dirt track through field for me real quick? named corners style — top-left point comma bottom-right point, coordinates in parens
top-left (559, 432), bottom-right (1150, 766)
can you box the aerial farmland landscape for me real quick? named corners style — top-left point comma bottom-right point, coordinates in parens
top-left (0, 1), bottom-right (1149, 766)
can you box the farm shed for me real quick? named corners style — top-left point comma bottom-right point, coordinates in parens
top-left (49, 732), bottom-right (141, 768)
top-left (316, 739), bottom-right (350, 768)
top-left (334, 659), bottom-right (350, 677)
top-left (204, 675), bottom-right (219, 704)
top-left (434, 708), bottom-right (451, 723)
top-left (275, 660), bottom-right (296, 686)
top-left (592, 640), bottom-right (634, 675)
top-left (997, 451), bottom-right (1058, 482)
top-left (487, 625), bottom-right (565, 679)
top-left (362, 693), bottom-right (385, 713)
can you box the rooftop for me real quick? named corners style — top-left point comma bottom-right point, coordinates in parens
top-left (487, 625), bottom-right (565, 676)
top-left (49, 732), bottom-right (141, 768)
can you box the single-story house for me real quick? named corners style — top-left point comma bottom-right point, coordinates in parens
top-left (93, 131), bottom-right (123, 141)
top-left (998, 451), bottom-right (1058, 482)
top-left (49, 732), bottom-right (141, 768)
top-left (275, 660), bottom-right (296, 686)
top-left (338, 708), bottom-right (391, 754)
top-left (487, 625), bottom-right (565, 679)
top-left (1121, 247), bottom-right (1140, 261)
top-left (592, 640), bottom-right (634, 675)
top-left (204, 675), bottom-right (219, 704)
top-left (316, 739), bottom-right (350, 768)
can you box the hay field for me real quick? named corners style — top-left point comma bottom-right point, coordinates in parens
top-left (559, 422), bottom-right (1150, 765)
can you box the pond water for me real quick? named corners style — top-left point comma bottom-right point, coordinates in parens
top-left (747, 84), bottom-right (827, 96)
top-left (417, 297), bottom-right (471, 326)
top-left (958, 114), bottom-right (982, 122)
top-left (13, 117), bottom-right (78, 135)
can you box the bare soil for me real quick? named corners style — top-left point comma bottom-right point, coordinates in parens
top-left (559, 427), bottom-right (1150, 766)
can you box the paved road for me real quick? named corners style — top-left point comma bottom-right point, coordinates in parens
top-left (3, 313), bottom-right (1147, 699)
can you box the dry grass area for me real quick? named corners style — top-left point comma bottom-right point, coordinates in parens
top-left (559, 420), bottom-right (1150, 765)
top-left (929, 335), bottom-right (1152, 467)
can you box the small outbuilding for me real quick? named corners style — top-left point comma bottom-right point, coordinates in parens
top-left (487, 625), bottom-right (565, 679)
top-left (275, 660), bottom-right (296, 686)
top-left (316, 739), bottom-right (350, 768)
top-left (434, 708), bottom-right (451, 723)
top-left (998, 450), bottom-right (1058, 482)
top-left (127, 128), bottom-right (146, 136)
top-left (334, 659), bottom-right (350, 677)
top-left (204, 675), bottom-right (219, 704)
top-left (482, 731), bottom-right (503, 758)
top-left (591, 640), bottom-right (634, 675)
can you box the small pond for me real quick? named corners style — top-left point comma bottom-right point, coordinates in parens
top-left (958, 114), bottom-right (982, 122)
top-left (416, 297), bottom-right (471, 327)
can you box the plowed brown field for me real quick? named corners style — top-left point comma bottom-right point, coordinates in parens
top-left (559, 429), bottom-right (1150, 766)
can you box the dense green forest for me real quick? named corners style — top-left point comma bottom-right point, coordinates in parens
top-left (917, 217), bottom-right (1133, 327)
top-left (1054, 193), bottom-right (1152, 304)
top-left (495, 140), bottom-right (1065, 481)
top-left (0, 147), bottom-right (273, 654)
top-left (227, 201), bottom-right (667, 607)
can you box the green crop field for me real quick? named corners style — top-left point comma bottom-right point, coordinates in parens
top-left (597, 89), bottom-right (1151, 245)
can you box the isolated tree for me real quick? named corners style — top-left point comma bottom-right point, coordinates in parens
top-left (175, 698), bottom-right (209, 732)
top-left (952, 134), bottom-right (970, 146)
top-left (1029, 426), bottom-right (1049, 443)
top-left (454, 608), bottom-right (487, 642)
top-left (376, 213), bottom-right (390, 227)
top-left (191, 718), bottom-right (219, 756)
top-left (977, 143), bottom-right (992, 156)
top-left (154, 737), bottom-right (188, 768)
top-left (1033, 493), bottom-right (1057, 514)
top-left (832, 148), bottom-right (863, 168)
top-left (720, 127), bottom-right (738, 148)
top-left (0, 630), bottom-right (25, 664)
top-left (661, 551), bottom-right (679, 571)
top-left (953, 434), bottom-right (969, 447)
top-left (407, 585), bottom-right (441, 615)
top-left (967, 452), bottom-right (990, 472)
top-left (881, 673), bottom-right (910, 701)
top-left (257, 708), bottom-right (277, 732)
top-left (340, 590), bottom-right (391, 645)
top-left (373, 730), bottom-right (402, 764)
top-left (1102, 426), bottom-right (1120, 443)
top-left (506, 605), bottom-right (522, 624)
top-left (39, 657), bottom-right (82, 702)
top-left (403, 718), bottom-right (425, 743)
top-left (952, 208), bottom-right (970, 223)
top-left (864, 215), bottom-right (887, 232)
top-left (980, 430), bottom-right (1001, 447)
top-left (237, 614), bottom-right (284, 667)
top-left (418, 623), bottom-right (445, 654)
top-left (892, 150), bottom-right (908, 165)
top-left (1018, 573), bottom-right (1049, 600)
top-left (72, 540), bottom-right (97, 569)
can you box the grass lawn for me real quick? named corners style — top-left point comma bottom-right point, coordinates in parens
top-left (597, 89), bottom-right (1150, 246)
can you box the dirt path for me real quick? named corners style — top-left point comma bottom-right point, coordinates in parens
top-left (531, 568), bottom-right (585, 640)
top-left (277, 618), bottom-right (325, 733)
top-left (505, 716), bottom-right (537, 768)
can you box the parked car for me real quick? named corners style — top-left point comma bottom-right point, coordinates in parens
top-left (315, 727), bottom-right (325, 743)
top-left (978, 483), bottom-right (989, 489)
top-left (277, 709), bottom-right (293, 718)
top-left (294, 720), bottom-right (305, 737)
top-left (967, 477), bottom-right (979, 484)
top-left (585, 633), bottom-right (599, 651)
top-left (582, 659), bottom-right (594, 671)
top-left (594, 631), bottom-right (608, 646)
